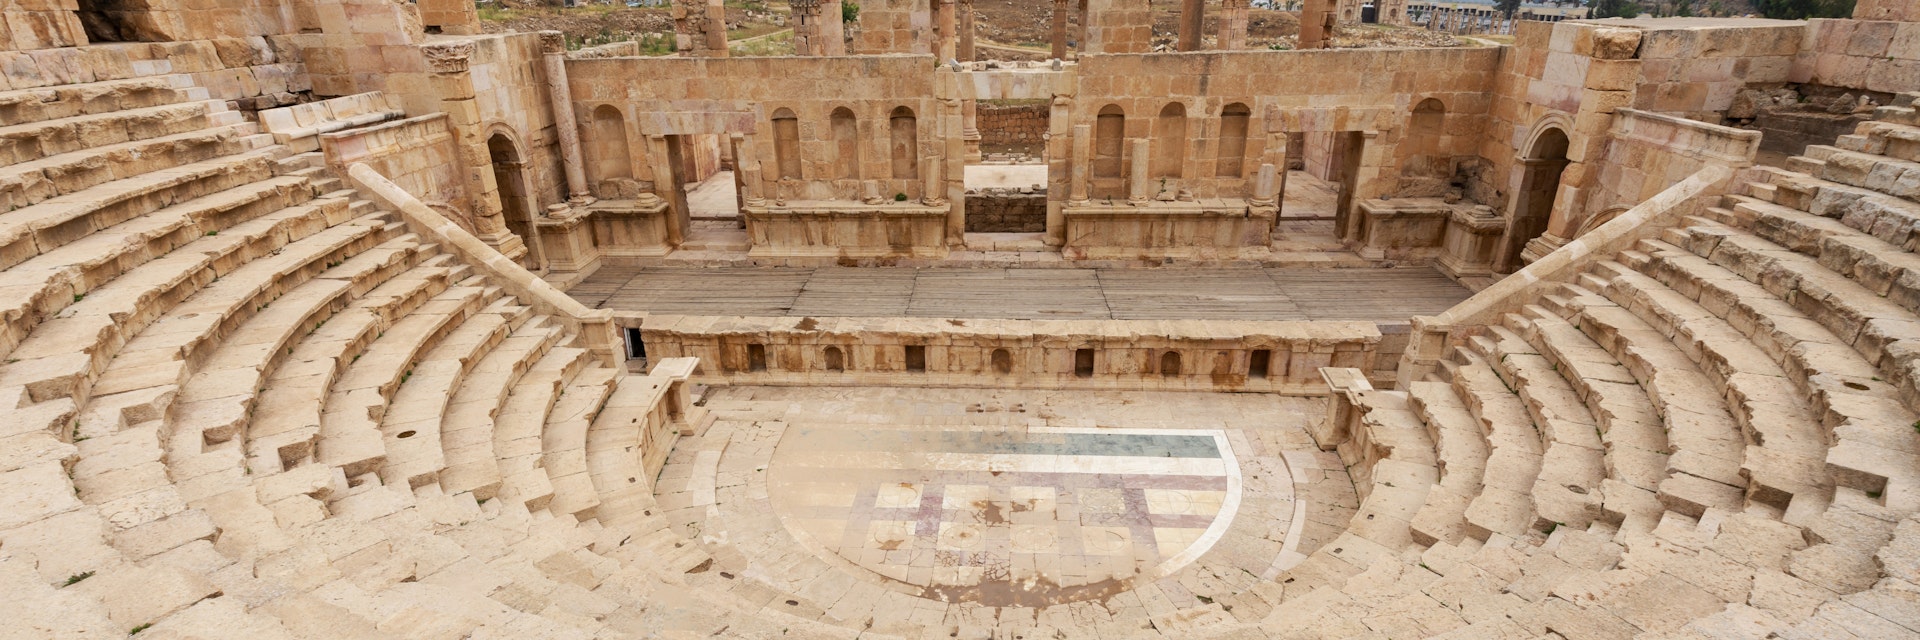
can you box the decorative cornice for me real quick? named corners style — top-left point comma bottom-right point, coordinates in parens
top-left (422, 41), bottom-right (475, 74)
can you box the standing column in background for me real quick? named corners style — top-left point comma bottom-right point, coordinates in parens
top-left (706, 0), bottom-right (728, 52)
top-left (1218, 0), bottom-right (1249, 49)
top-left (936, 0), bottom-right (958, 60)
top-left (958, 0), bottom-right (976, 60)
top-left (1177, 0), bottom-right (1204, 51)
top-left (1051, 0), bottom-right (1072, 59)
top-left (541, 32), bottom-right (592, 204)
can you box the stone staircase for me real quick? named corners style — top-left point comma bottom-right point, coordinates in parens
top-left (1291, 96), bottom-right (1920, 637)
top-left (0, 72), bottom-right (854, 639)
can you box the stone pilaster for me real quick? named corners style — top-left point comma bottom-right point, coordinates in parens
top-left (541, 32), bottom-right (592, 205)
top-left (423, 41), bottom-right (525, 260)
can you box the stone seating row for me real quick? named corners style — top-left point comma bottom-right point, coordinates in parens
top-left (258, 92), bottom-right (406, 153)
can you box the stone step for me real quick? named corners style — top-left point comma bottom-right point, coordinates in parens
top-left (495, 346), bottom-right (594, 513)
top-left (1405, 380), bottom-right (1486, 547)
top-left (1590, 259), bottom-right (1830, 520)
top-left (227, 242), bottom-right (444, 478)
top-left (0, 205), bottom-right (387, 412)
top-left (0, 74), bottom-right (201, 127)
top-left (0, 99), bottom-right (235, 167)
top-left (1681, 225), bottom-right (1920, 404)
top-left (584, 365), bottom-right (687, 528)
top-left (319, 282), bottom-right (494, 484)
top-left (0, 122), bottom-right (268, 212)
top-left (86, 217), bottom-right (408, 406)
top-left (163, 241), bottom-right (438, 509)
top-left (1510, 307), bottom-right (1667, 532)
top-left (1793, 145), bottom-right (1920, 202)
top-left (1445, 353), bottom-right (1545, 540)
top-left (1838, 120), bottom-right (1920, 165)
top-left (0, 146), bottom-right (286, 274)
top-left (438, 319), bottom-right (567, 499)
top-left (376, 312), bottom-right (511, 491)
top-left (0, 177), bottom-right (325, 367)
top-left (1473, 324), bottom-right (1607, 531)
top-left (542, 365), bottom-right (620, 519)
top-left (1551, 282), bottom-right (1749, 518)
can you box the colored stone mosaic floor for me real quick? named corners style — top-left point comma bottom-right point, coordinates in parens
top-left (653, 386), bottom-right (1359, 615)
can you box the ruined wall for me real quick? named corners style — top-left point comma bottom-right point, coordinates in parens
top-left (469, 33), bottom-right (570, 209)
top-left (1070, 47), bottom-right (1501, 201)
top-left (564, 54), bottom-right (940, 203)
top-left (965, 190), bottom-right (1047, 232)
top-left (1795, 19), bottom-right (1920, 96)
top-left (1479, 19), bottom-right (1799, 256)
top-left (976, 101), bottom-right (1049, 149)
top-left (321, 113), bottom-right (476, 230)
top-left (0, 37), bottom-right (309, 107)
top-left (852, 0), bottom-right (931, 54)
top-left (1577, 108), bottom-right (1758, 236)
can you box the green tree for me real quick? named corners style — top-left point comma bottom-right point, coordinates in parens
top-left (843, 0), bottom-right (860, 22)
top-left (1496, 0), bottom-right (1522, 17)
top-left (1755, 0), bottom-right (1855, 18)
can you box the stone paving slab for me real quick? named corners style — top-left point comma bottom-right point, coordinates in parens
top-left (572, 265), bottom-right (1472, 323)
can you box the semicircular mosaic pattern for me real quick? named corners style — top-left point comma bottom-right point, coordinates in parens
top-left (768, 425), bottom-right (1244, 606)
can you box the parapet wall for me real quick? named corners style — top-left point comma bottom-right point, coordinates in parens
top-left (637, 315), bottom-right (1381, 394)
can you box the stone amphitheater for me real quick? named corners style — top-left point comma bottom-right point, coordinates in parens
top-left (5, 0), bottom-right (1920, 636)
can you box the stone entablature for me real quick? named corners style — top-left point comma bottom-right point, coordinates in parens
top-left (637, 314), bottom-right (1380, 393)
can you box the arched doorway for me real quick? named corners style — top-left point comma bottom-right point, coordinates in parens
top-left (487, 132), bottom-right (545, 269)
top-left (1499, 126), bottom-right (1570, 272)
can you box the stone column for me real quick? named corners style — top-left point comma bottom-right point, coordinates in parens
top-left (958, 0), bottom-right (976, 60)
top-left (937, 97), bottom-right (964, 247)
top-left (1127, 139), bottom-right (1151, 205)
top-left (1069, 124), bottom-right (1093, 204)
top-left (1074, 0), bottom-right (1089, 57)
top-left (936, 0), bottom-right (958, 61)
top-left (648, 135), bottom-right (687, 246)
top-left (541, 32), bottom-right (592, 205)
top-left (1300, 0), bottom-right (1332, 49)
top-left (423, 41), bottom-right (524, 260)
top-left (963, 99), bottom-right (982, 162)
top-left (1218, 0), bottom-right (1249, 50)
top-left (1250, 163), bottom-right (1278, 206)
top-left (1177, 0), bottom-right (1204, 51)
top-left (1051, 0), bottom-right (1072, 59)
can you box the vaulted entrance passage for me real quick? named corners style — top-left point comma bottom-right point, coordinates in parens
top-left (487, 132), bottom-right (545, 269)
top-left (653, 387), bottom-right (1349, 608)
top-left (1500, 126), bottom-right (1570, 273)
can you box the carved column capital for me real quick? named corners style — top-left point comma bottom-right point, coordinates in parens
top-left (422, 41), bottom-right (475, 74)
top-left (539, 30), bottom-right (567, 54)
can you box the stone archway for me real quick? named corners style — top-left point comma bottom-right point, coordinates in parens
top-left (487, 130), bottom-right (546, 269)
top-left (1497, 123), bottom-right (1570, 273)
